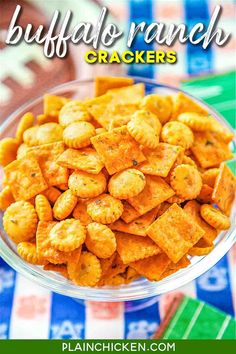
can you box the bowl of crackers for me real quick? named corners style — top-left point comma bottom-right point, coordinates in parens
top-left (0, 77), bottom-right (235, 301)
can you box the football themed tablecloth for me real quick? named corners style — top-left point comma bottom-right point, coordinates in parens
top-left (0, 0), bottom-right (235, 339)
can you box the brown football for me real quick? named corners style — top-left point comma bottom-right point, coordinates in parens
top-left (0, 0), bottom-right (75, 123)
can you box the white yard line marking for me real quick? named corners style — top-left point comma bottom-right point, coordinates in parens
top-left (164, 297), bottom-right (189, 339)
top-left (216, 316), bottom-right (231, 339)
top-left (85, 301), bottom-right (124, 339)
top-left (182, 302), bottom-right (204, 339)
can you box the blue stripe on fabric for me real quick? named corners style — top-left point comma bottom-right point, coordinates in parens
top-left (128, 0), bottom-right (154, 78)
top-left (196, 254), bottom-right (234, 316)
top-left (184, 0), bottom-right (213, 75)
top-left (124, 297), bottom-right (160, 339)
top-left (0, 258), bottom-right (16, 339)
top-left (49, 294), bottom-right (85, 339)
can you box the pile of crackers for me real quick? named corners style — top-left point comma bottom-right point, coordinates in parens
top-left (0, 76), bottom-right (235, 287)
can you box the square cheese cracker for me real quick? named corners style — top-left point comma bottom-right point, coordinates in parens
top-left (116, 232), bottom-right (161, 264)
top-left (4, 154), bottom-right (47, 201)
top-left (107, 83), bottom-right (145, 105)
top-left (191, 131), bottom-right (233, 169)
top-left (128, 175), bottom-right (175, 214)
top-left (91, 126), bottom-right (146, 175)
top-left (139, 143), bottom-right (182, 177)
top-left (28, 142), bottom-right (68, 186)
top-left (36, 221), bottom-right (72, 264)
top-left (184, 200), bottom-right (217, 245)
top-left (110, 207), bottom-right (159, 236)
top-left (147, 203), bottom-right (205, 263)
top-left (130, 253), bottom-right (171, 281)
top-left (171, 92), bottom-right (208, 120)
top-left (212, 162), bottom-right (236, 215)
top-left (57, 147), bottom-right (104, 174)
top-left (95, 76), bottom-right (134, 97)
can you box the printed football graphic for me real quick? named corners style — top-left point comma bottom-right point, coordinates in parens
top-left (0, 0), bottom-right (75, 123)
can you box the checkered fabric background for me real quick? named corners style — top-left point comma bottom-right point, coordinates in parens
top-left (0, 0), bottom-right (235, 339)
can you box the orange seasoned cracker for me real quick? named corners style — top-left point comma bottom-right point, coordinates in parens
top-left (128, 175), bottom-right (174, 215)
top-left (190, 131), bottom-right (233, 168)
top-left (184, 200), bottom-right (217, 245)
top-left (107, 104), bottom-right (139, 129)
top-left (147, 203), bottom-right (205, 263)
top-left (91, 126), bottom-right (146, 175)
top-left (63, 121), bottom-right (95, 149)
top-left (17, 241), bottom-right (47, 265)
top-left (159, 256), bottom-right (190, 279)
top-left (208, 116), bottom-right (234, 143)
top-left (167, 195), bottom-right (186, 204)
top-left (72, 199), bottom-right (93, 225)
top-left (42, 187), bottom-right (62, 205)
top-left (68, 170), bottom-right (106, 198)
top-left (28, 142), bottom-right (68, 186)
top-left (201, 168), bottom-right (219, 188)
top-left (108, 169), bottom-right (146, 199)
top-left (57, 148), bottom-right (104, 174)
top-left (161, 121), bottom-right (194, 150)
top-left (98, 253), bottom-right (127, 285)
top-left (188, 238), bottom-right (214, 256)
top-left (197, 184), bottom-right (213, 204)
top-left (156, 202), bottom-right (171, 217)
top-left (68, 251), bottom-right (101, 286)
top-left (170, 164), bottom-right (202, 200)
top-left (3, 201), bottom-right (38, 243)
top-left (44, 94), bottom-right (69, 118)
top-left (56, 183), bottom-right (68, 191)
top-left (15, 112), bottom-right (34, 143)
top-left (182, 155), bottom-right (197, 168)
top-left (164, 146), bottom-right (185, 184)
top-left (37, 113), bottom-right (59, 125)
top-left (171, 92), bottom-right (208, 120)
top-left (139, 144), bottom-right (181, 177)
top-left (99, 253), bottom-right (117, 277)
top-left (85, 94), bottom-right (112, 129)
top-left (127, 110), bottom-right (161, 149)
top-left (87, 194), bottom-right (123, 224)
top-left (35, 194), bottom-right (53, 221)
top-left (141, 94), bottom-right (172, 125)
top-left (95, 76), bottom-right (134, 96)
top-left (36, 123), bottom-right (63, 145)
top-left (59, 100), bottom-right (91, 127)
top-left (89, 101), bottom-right (138, 130)
top-left (36, 221), bottom-right (69, 264)
top-left (53, 189), bottom-right (77, 220)
top-left (130, 253), bottom-right (171, 281)
top-left (177, 112), bottom-right (212, 131)
top-left (0, 186), bottom-right (15, 210)
top-left (200, 204), bottom-right (230, 230)
top-left (101, 274), bottom-right (126, 286)
top-left (125, 267), bottom-right (141, 284)
top-left (103, 253), bottom-right (126, 278)
top-left (110, 207), bottom-right (159, 236)
top-left (17, 143), bottom-right (30, 159)
top-left (43, 263), bottom-right (69, 278)
top-left (107, 83), bottom-right (145, 105)
top-left (49, 219), bottom-right (86, 252)
top-left (212, 163), bottom-right (236, 215)
top-left (0, 138), bottom-right (19, 166)
top-left (4, 154), bottom-right (47, 201)
top-left (120, 201), bottom-right (142, 223)
top-left (116, 232), bottom-right (161, 264)
top-left (86, 222), bottom-right (116, 259)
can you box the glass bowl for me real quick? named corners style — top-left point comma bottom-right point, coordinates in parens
top-left (0, 78), bottom-right (235, 302)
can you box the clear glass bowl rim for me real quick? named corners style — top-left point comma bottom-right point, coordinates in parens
top-left (0, 76), bottom-right (235, 302)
